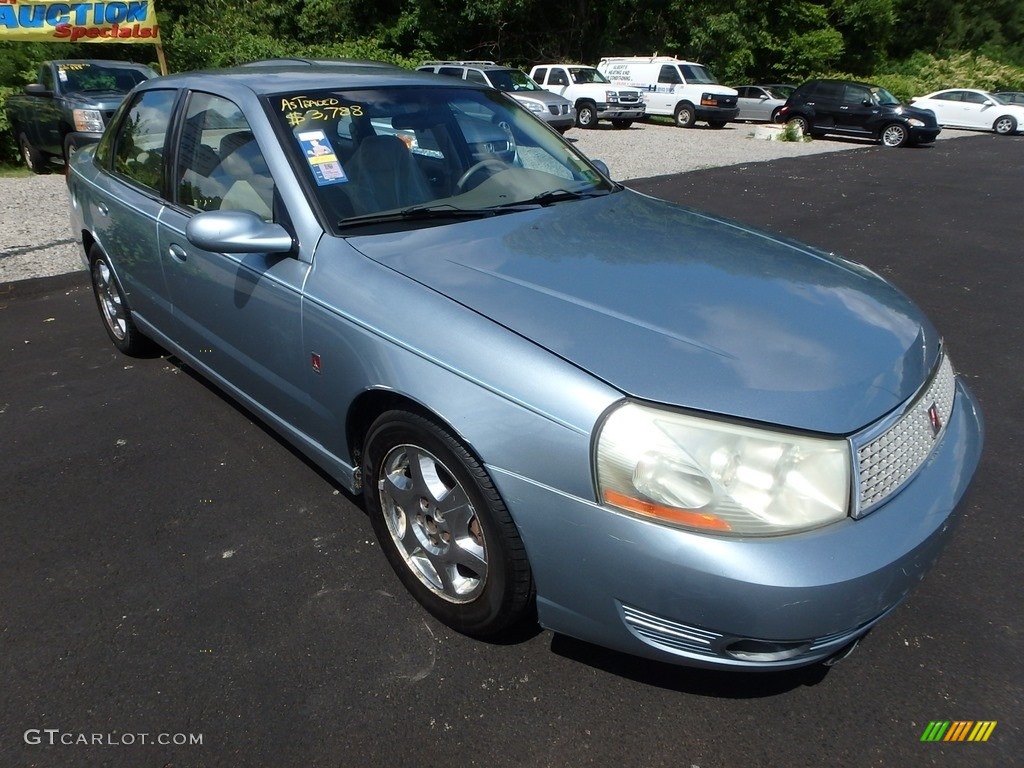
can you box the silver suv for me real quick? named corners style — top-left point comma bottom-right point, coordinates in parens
top-left (417, 61), bottom-right (576, 133)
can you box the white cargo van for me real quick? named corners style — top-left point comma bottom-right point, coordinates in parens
top-left (597, 56), bottom-right (739, 128)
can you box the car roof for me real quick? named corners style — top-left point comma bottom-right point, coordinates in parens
top-left (137, 62), bottom-right (477, 97)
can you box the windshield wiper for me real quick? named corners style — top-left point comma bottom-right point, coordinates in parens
top-left (338, 204), bottom-right (497, 229)
top-left (497, 188), bottom-right (614, 208)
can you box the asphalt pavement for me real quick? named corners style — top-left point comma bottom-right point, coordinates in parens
top-left (1, 134), bottom-right (1020, 767)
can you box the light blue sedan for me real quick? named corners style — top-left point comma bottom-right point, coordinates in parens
top-left (68, 62), bottom-right (983, 670)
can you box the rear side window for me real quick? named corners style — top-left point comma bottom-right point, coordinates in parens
top-left (843, 85), bottom-right (871, 105)
top-left (111, 89), bottom-right (177, 193)
top-left (439, 67), bottom-right (464, 78)
top-left (658, 65), bottom-right (681, 85)
top-left (815, 82), bottom-right (845, 101)
top-left (465, 70), bottom-right (488, 85)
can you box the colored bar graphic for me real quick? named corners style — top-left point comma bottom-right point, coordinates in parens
top-left (920, 721), bottom-right (996, 742)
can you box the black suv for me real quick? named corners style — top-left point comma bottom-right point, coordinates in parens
top-left (778, 79), bottom-right (940, 147)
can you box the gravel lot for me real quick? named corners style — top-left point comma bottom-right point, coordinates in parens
top-left (0, 121), bottom-right (977, 285)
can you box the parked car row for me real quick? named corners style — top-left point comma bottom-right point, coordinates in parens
top-left (67, 59), bottom-right (983, 673)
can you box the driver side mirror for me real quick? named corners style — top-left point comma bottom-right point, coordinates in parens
top-left (25, 83), bottom-right (51, 97)
top-left (186, 210), bottom-right (294, 254)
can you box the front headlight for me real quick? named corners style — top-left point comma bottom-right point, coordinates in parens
top-left (519, 99), bottom-right (545, 114)
top-left (73, 109), bottom-right (104, 133)
top-left (907, 118), bottom-right (925, 127)
top-left (606, 91), bottom-right (619, 103)
top-left (595, 402), bottom-right (850, 536)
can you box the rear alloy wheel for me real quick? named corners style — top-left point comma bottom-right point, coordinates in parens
top-left (19, 132), bottom-right (46, 174)
top-left (674, 102), bottom-right (696, 128)
top-left (89, 245), bottom-right (153, 356)
top-left (880, 123), bottom-right (908, 148)
top-left (787, 115), bottom-right (810, 135)
top-left (363, 411), bottom-right (534, 638)
top-left (576, 102), bottom-right (597, 128)
top-left (993, 115), bottom-right (1017, 135)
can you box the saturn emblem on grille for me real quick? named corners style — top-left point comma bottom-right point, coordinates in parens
top-left (927, 402), bottom-right (942, 437)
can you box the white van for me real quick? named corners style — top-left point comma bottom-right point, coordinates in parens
top-left (597, 56), bottom-right (739, 128)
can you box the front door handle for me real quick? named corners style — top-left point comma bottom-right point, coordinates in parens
top-left (168, 244), bottom-right (188, 263)
top-left (97, 203), bottom-right (109, 216)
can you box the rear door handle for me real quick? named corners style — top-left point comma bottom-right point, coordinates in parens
top-left (168, 244), bottom-right (188, 263)
top-left (97, 203), bottom-right (109, 216)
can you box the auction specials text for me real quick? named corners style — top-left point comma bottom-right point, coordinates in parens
top-left (0, 1), bottom-right (161, 44)
top-left (25, 729), bottom-right (203, 746)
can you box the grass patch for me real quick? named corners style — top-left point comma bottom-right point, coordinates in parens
top-left (0, 164), bottom-right (32, 178)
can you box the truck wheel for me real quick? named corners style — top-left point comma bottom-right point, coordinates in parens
top-left (673, 103), bottom-right (696, 128)
top-left (64, 134), bottom-right (80, 167)
top-left (576, 102), bottom-right (597, 129)
top-left (19, 133), bottom-right (46, 174)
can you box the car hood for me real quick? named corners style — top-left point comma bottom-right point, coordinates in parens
top-left (897, 104), bottom-right (939, 123)
top-left (64, 91), bottom-right (131, 111)
top-left (347, 190), bottom-right (940, 434)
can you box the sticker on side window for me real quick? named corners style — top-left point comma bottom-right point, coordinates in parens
top-left (296, 130), bottom-right (348, 186)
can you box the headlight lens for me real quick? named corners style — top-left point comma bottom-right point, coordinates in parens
top-left (907, 118), bottom-right (925, 127)
top-left (595, 402), bottom-right (850, 536)
top-left (520, 99), bottom-right (545, 114)
top-left (606, 91), bottom-right (619, 103)
top-left (73, 109), bottom-right (104, 133)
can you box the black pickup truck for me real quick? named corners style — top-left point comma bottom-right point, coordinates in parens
top-left (6, 59), bottom-right (157, 173)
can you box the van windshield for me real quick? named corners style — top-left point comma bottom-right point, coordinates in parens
top-left (679, 65), bottom-right (718, 84)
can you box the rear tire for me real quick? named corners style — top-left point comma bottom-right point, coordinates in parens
top-left (708, 120), bottom-right (727, 129)
top-left (19, 132), bottom-right (46, 174)
top-left (770, 107), bottom-right (783, 123)
top-left (993, 115), bottom-right (1017, 135)
top-left (363, 411), bottom-right (535, 638)
top-left (88, 245), bottom-right (154, 357)
top-left (576, 102), bottom-right (597, 129)
top-left (611, 120), bottom-right (633, 130)
top-left (787, 115), bottom-right (810, 135)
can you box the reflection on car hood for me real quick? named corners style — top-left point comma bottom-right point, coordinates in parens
top-left (348, 190), bottom-right (939, 434)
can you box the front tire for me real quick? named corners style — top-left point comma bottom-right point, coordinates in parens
top-left (611, 120), bottom-right (633, 130)
top-left (993, 115), bottom-right (1017, 135)
top-left (576, 101), bottom-right (597, 129)
top-left (89, 245), bottom-right (153, 356)
top-left (673, 102), bottom-right (696, 128)
top-left (880, 122), bottom-right (908, 147)
top-left (362, 411), bottom-right (535, 638)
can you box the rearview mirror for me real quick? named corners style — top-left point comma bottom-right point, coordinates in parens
top-left (186, 210), bottom-right (294, 254)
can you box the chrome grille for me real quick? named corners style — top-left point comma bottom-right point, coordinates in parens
top-left (856, 354), bottom-right (956, 512)
top-left (615, 91), bottom-right (643, 104)
top-left (622, 604), bottom-right (722, 657)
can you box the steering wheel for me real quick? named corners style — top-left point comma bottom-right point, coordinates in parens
top-left (455, 158), bottom-right (511, 192)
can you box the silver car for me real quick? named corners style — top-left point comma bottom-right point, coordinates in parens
top-left (417, 61), bottom-right (576, 133)
top-left (69, 62), bottom-right (983, 671)
top-left (734, 84), bottom-right (790, 122)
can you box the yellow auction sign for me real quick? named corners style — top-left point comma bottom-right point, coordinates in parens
top-left (0, 1), bottom-right (160, 44)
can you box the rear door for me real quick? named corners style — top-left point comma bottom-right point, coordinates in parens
top-left (88, 87), bottom-right (179, 326)
top-left (807, 81), bottom-right (844, 128)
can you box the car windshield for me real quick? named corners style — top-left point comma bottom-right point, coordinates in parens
top-left (57, 63), bottom-right (151, 94)
top-left (986, 92), bottom-right (1007, 104)
top-left (570, 68), bottom-right (609, 84)
top-left (488, 69), bottom-right (543, 92)
top-left (765, 84), bottom-right (795, 99)
top-left (870, 87), bottom-right (901, 106)
top-left (679, 65), bottom-right (718, 84)
top-left (268, 86), bottom-right (615, 232)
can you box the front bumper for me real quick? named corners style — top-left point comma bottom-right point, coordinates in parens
top-left (491, 378), bottom-right (983, 670)
top-left (909, 125), bottom-right (941, 143)
top-left (695, 105), bottom-right (740, 122)
top-left (595, 104), bottom-right (646, 120)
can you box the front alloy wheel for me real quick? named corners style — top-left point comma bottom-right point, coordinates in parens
top-left (881, 123), bottom-right (908, 147)
top-left (363, 411), bottom-right (534, 637)
top-left (993, 115), bottom-right (1017, 135)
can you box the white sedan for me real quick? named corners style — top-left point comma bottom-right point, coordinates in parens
top-left (911, 88), bottom-right (1024, 135)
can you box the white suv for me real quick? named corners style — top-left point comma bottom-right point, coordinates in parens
top-left (529, 64), bottom-right (646, 129)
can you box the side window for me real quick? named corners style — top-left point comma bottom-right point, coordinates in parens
top-left (533, 68), bottom-right (547, 84)
top-left (963, 91), bottom-right (987, 104)
top-left (939, 92), bottom-right (962, 102)
top-left (549, 69), bottom-right (568, 86)
top-left (112, 89), bottom-right (177, 193)
top-left (439, 67), bottom-right (464, 78)
top-left (736, 87), bottom-right (751, 98)
top-left (175, 92), bottom-right (276, 222)
top-left (40, 65), bottom-right (55, 92)
top-left (816, 82), bottom-right (845, 101)
top-left (844, 85), bottom-right (870, 105)
top-left (658, 65), bottom-right (681, 85)
top-left (465, 69), bottom-right (488, 86)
